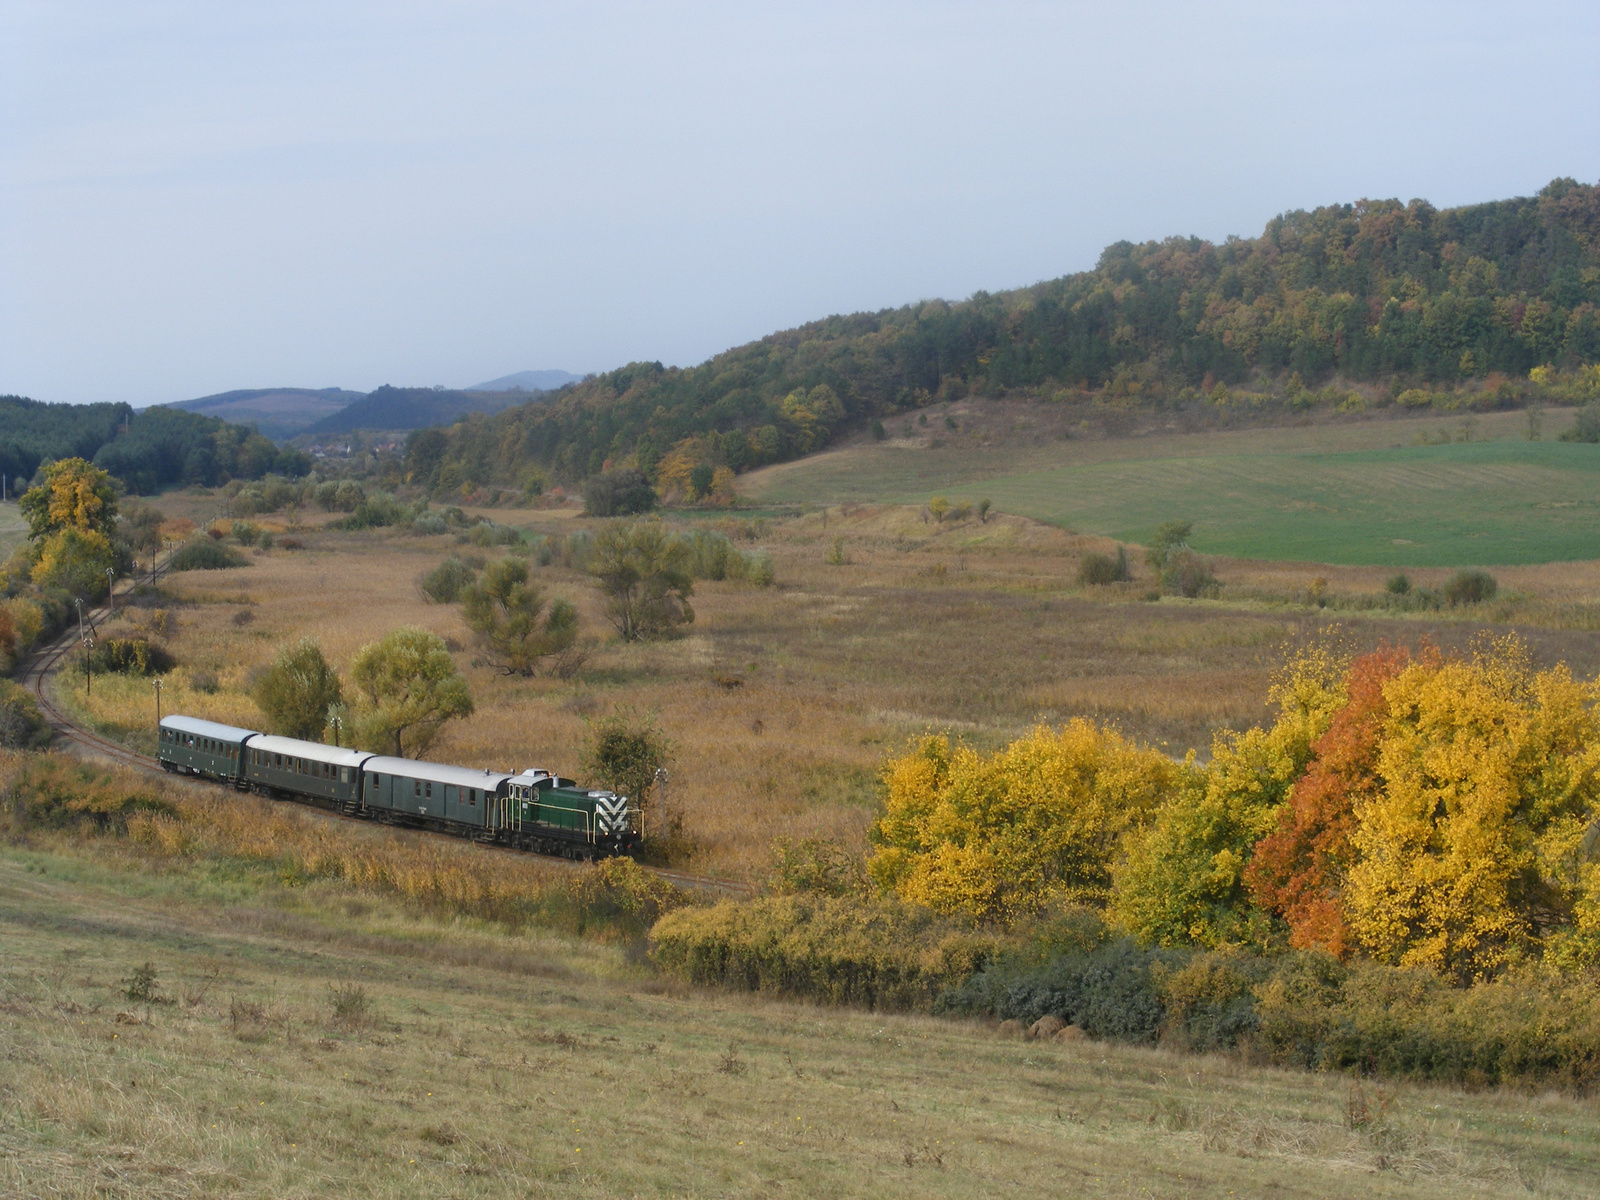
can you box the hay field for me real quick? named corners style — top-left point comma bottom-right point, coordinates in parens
top-left (3, 846), bottom-right (1596, 1200)
top-left (59, 498), bottom-right (1600, 882)
top-left (744, 406), bottom-right (1600, 566)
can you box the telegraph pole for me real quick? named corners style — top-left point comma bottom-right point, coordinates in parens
top-left (105, 567), bottom-right (116, 616)
top-left (153, 677), bottom-right (163, 726)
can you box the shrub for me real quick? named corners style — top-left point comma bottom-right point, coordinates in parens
top-left (1559, 401), bottom-right (1600, 443)
top-left (460, 557), bottom-right (577, 676)
top-left (231, 521), bottom-right (261, 546)
top-left (584, 708), bottom-right (671, 821)
top-left (588, 522), bottom-right (694, 641)
top-left (0, 679), bottom-right (52, 749)
top-left (938, 940), bottom-right (1183, 1044)
top-left (0, 754), bottom-right (170, 830)
top-left (465, 521), bottom-right (522, 547)
top-left (1077, 546), bottom-right (1130, 586)
top-left (1144, 520), bottom-right (1192, 569)
top-left (340, 494), bottom-right (408, 530)
top-left (650, 894), bottom-right (1002, 1010)
top-left (744, 550), bottom-right (775, 587)
top-left (1443, 568), bottom-right (1497, 606)
top-left (418, 556), bottom-right (478, 604)
top-left (252, 638), bottom-right (344, 741)
top-left (169, 540), bottom-right (248, 570)
top-left (1160, 548), bottom-right (1219, 598)
top-left (1384, 572), bottom-right (1411, 595)
top-left (870, 419), bottom-right (886, 440)
top-left (88, 638), bottom-right (175, 676)
top-left (583, 468), bottom-right (657, 517)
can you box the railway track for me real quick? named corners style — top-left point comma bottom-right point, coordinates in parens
top-left (21, 560), bottom-right (751, 899)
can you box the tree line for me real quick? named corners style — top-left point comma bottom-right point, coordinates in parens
top-left (0, 394), bottom-right (307, 496)
top-left (398, 179), bottom-right (1599, 494)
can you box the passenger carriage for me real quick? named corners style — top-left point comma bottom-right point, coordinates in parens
top-left (243, 734), bottom-right (374, 811)
top-left (157, 715), bottom-right (256, 784)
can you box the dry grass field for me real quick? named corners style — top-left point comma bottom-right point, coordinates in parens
top-left (55, 488), bottom-right (1600, 884)
top-left (3, 843), bottom-right (1598, 1200)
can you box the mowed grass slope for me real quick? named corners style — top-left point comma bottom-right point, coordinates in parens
top-left (4, 848), bottom-right (1599, 1200)
top-left (962, 441), bottom-right (1600, 567)
top-left (747, 409), bottom-right (1600, 566)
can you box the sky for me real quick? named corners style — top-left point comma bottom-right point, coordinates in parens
top-left (3, 2), bottom-right (1598, 408)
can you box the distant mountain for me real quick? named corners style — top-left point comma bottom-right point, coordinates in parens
top-left (164, 387), bottom-right (365, 440)
top-left (302, 385), bottom-right (532, 435)
top-left (467, 369), bottom-right (584, 392)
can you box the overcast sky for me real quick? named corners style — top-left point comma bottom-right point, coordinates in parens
top-left (3, 2), bottom-right (1598, 407)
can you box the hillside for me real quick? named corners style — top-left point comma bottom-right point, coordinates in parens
top-left (303, 384), bottom-right (534, 435)
top-left (164, 387), bottom-right (365, 439)
top-left (0, 394), bottom-right (306, 494)
top-left (745, 403), bottom-right (1600, 567)
top-left (407, 178), bottom-right (1599, 491)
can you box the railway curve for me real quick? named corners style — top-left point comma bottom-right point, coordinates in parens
top-left (19, 561), bottom-right (750, 898)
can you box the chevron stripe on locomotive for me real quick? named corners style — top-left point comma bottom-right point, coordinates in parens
top-left (156, 714), bottom-right (639, 860)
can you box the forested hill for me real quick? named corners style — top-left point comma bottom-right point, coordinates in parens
top-left (410, 178), bottom-right (1600, 490)
top-left (0, 395), bottom-right (307, 495)
top-left (304, 385), bottom-right (533, 435)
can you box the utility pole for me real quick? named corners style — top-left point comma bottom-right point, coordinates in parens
top-left (328, 713), bottom-right (342, 748)
top-left (105, 567), bottom-right (116, 616)
top-left (153, 677), bottom-right (163, 726)
top-left (653, 767), bottom-right (669, 840)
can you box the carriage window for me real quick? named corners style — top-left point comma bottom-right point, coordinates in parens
top-left (414, 780), bottom-right (421, 797)
top-left (469, 789), bottom-right (477, 806)
top-left (425, 782), bottom-right (433, 799)
top-left (341, 768), bottom-right (350, 784)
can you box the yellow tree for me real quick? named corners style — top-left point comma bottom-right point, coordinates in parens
top-left (1344, 638), bottom-right (1600, 979)
top-left (19, 458), bottom-right (119, 540)
top-left (868, 720), bottom-right (1178, 922)
top-left (1110, 638), bottom-right (1350, 948)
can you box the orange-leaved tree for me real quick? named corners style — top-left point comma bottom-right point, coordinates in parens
top-left (1244, 643), bottom-right (1426, 958)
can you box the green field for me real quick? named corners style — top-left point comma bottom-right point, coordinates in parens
top-left (0, 500), bottom-right (25, 563)
top-left (747, 418), bottom-right (1600, 567)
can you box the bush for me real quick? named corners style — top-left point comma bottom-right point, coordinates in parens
top-left (1077, 546), bottom-right (1130, 586)
top-left (1560, 402), bottom-right (1600, 443)
top-left (583, 468), bottom-right (658, 517)
top-left (0, 754), bottom-right (170, 830)
top-left (1160, 548), bottom-right (1220, 598)
top-left (1384, 572), bottom-right (1411, 595)
top-left (231, 520), bottom-right (261, 546)
top-left (464, 521), bottom-right (523, 548)
top-left (169, 540), bottom-right (248, 570)
top-left (938, 940), bottom-right (1184, 1044)
top-left (651, 894), bottom-right (1002, 1010)
top-left (340, 493), bottom-right (409, 530)
top-left (88, 638), bottom-right (175, 676)
top-left (744, 550), bottom-right (775, 587)
top-left (418, 556), bottom-right (479, 604)
top-left (1443, 568), bottom-right (1497, 606)
top-left (0, 679), bottom-right (52, 749)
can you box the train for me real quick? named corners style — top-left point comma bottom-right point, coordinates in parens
top-left (156, 714), bottom-right (639, 860)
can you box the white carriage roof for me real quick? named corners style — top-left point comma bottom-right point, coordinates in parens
top-left (160, 715), bottom-right (262, 743)
top-left (363, 756), bottom-right (512, 789)
top-left (246, 734), bottom-right (374, 769)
